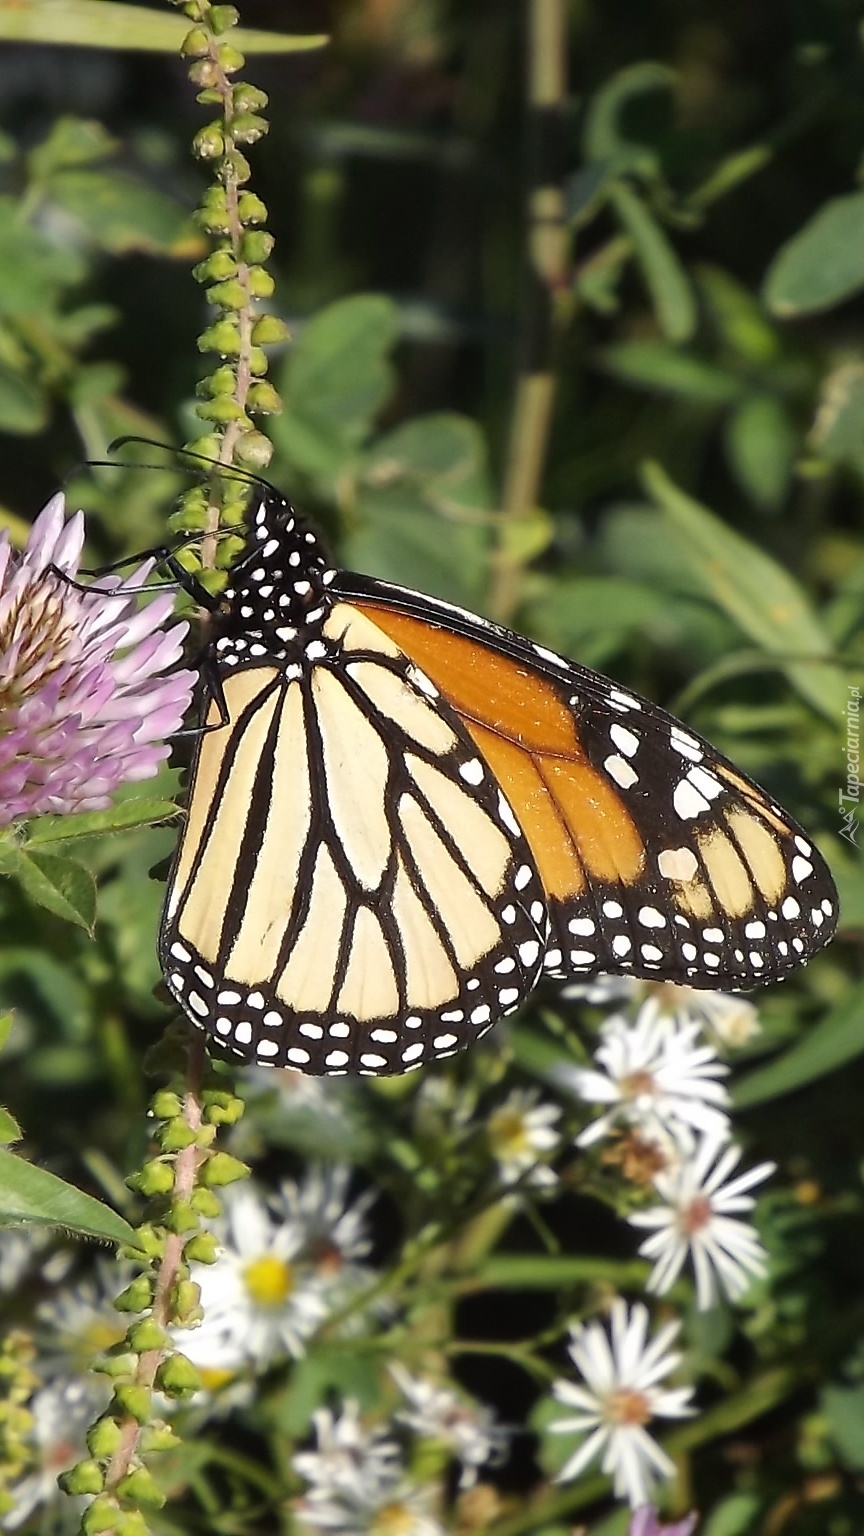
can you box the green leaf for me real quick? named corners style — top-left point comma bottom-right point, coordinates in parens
top-left (365, 412), bottom-right (486, 491)
top-left (609, 181), bottom-right (696, 342)
top-left (0, 1147), bottom-right (136, 1245)
top-left (700, 1495), bottom-right (763, 1536)
top-left (25, 798), bottom-right (179, 846)
top-left (0, 1), bottom-right (327, 54)
top-left (600, 341), bottom-right (742, 404)
top-left (0, 844), bottom-right (97, 932)
top-left (823, 1382), bottom-right (864, 1469)
top-left (346, 488), bottom-right (488, 607)
top-left (642, 461), bottom-right (849, 719)
top-left (282, 294), bottom-right (399, 452)
top-left (0, 363), bottom-right (48, 433)
top-left (764, 191), bottom-right (864, 316)
top-left (733, 986), bottom-right (864, 1109)
top-left (724, 393), bottom-right (796, 510)
top-left (0, 1107), bottom-right (21, 1145)
top-left (27, 116), bottom-right (115, 179)
top-left (809, 360), bottom-right (864, 482)
top-left (0, 1013), bottom-right (14, 1051)
top-left (0, 197), bottom-right (86, 315)
top-left (46, 170), bottom-right (201, 256)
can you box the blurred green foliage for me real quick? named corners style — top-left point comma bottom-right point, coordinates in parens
top-left (0, 1), bottom-right (863, 1532)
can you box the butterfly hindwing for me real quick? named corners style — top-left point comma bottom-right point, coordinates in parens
top-left (160, 603), bottom-right (548, 1074)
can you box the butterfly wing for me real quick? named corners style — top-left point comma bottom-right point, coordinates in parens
top-left (159, 603), bottom-right (548, 1074)
top-left (337, 574), bottom-right (838, 991)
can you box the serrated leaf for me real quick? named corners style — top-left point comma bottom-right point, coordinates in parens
top-left (25, 798), bottom-right (179, 845)
top-left (764, 191), bottom-right (864, 316)
top-left (609, 181), bottom-right (696, 342)
top-left (643, 461), bottom-right (848, 719)
top-left (733, 986), bottom-right (864, 1108)
top-left (0, 0), bottom-right (327, 54)
top-left (0, 1107), bottom-right (21, 1145)
top-left (0, 1147), bottom-right (135, 1245)
top-left (0, 844), bottom-right (97, 931)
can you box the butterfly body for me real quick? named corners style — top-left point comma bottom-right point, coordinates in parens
top-left (159, 488), bottom-right (838, 1076)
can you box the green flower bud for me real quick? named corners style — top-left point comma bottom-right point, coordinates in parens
top-left (122, 1224), bottom-right (165, 1263)
top-left (193, 249), bottom-right (237, 283)
top-left (234, 430), bottom-right (274, 470)
top-left (126, 1318), bottom-right (170, 1353)
top-left (221, 147), bottom-right (251, 184)
top-left (59, 1459), bottom-right (105, 1496)
top-left (184, 433), bottom-right (222, 462)
top-left (232, 83), bottom-right (268, 113)
top-left (199, 1151), bottom-right (250, 1187)
top-left (197, 190), bottom-right (231, 234)
top-left (116, 1466), bottom-right (166, 1509)
top-left (156, 1117), bottom-right (198, 1153)
top-left (113, 1276), bottom-right (154, 1314)
top-left (192, 124), bottom-right (225, 160)
top-left (184, 1230), bottom-right (219, 1264)
top-left (128, 1159), bottom-right (175, 1198)
top-left (210, 4), bottom-right (239, 31)
top-left (246, 267), bottom-right (275, 299)
top-left (195, 81), bottom-right (222, 102)
top-left (151, 1090), bottom-right (183, 1120)
top-left (112, 1383), bottom-right (153, 1424)
top-left (189, 1185), bottom-right (223, 1218)
top-left (200, 365), bottom-right (238, 396)
top-left (237, 191), bottom-right (267, 224)
top-left (195, 397), bottom-right (247, 425)
top-left (171, 1277), bottom-right (203, 1324)
top-left (82, 1495), bottom-right (122, 1535)
top-left (205, 278), bottom-right (248, 310)
top-left (242, 229), bottom-right (275, 264)
top-left (155, 1352), bottom-right (202, 1399)
top-left (248, 345), bottom-right (269, 375)
top-left (199, 318), bottom-right (241, 355)
top-left (232, 113), bottom-right (269, 145)
top-left (165, 1199), bottom-right (199, 1234)
top-left (140, 1422), bottom-right (180, 1455)
top-left (180, 26), bottom-right (210, 56)
top-left (216, 43), bottom-right (245, 72)
top-left (87, 1417), bottom-right (123, 1458)
top-left (247, 381), bottom-right (282, 415)
top-left (91, 1350), bottom-right (138, 1379)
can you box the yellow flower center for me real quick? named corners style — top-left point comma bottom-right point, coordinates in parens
top-left (489, 1108), bottom-right (529, 1157)
top-left (243, 1254), bottom-right (294, 1307)
top-left (198, 1366), bottom-right (237, 1393)
top-left (370, 1501), bottom-right (418, 1536)
top-left (620, 1069), bottom-right (657, 1101)
top-left (606, 1387), bottom-right (651, 1426)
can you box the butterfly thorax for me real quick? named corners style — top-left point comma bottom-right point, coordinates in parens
top-left (211, 489), bottom-right (338, 669)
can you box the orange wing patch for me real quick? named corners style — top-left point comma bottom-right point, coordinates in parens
top-left (356, 603), bottom-right (646, 902)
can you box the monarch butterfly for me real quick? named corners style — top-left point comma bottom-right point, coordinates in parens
top-left (159, 484), bottom-right (837, 1077)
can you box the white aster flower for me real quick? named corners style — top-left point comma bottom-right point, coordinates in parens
top-left (275, 1165), bottom-right (375, 1305)
top-left (558, 1000), bottom-right (731, 1153)
top-left (629, 1136), bottom-right (775, 1309)
top-left (487, 1088), bottom-right (561, 1188)
top-left (36, 1260), bottom-right (130, 1376)
top-left (180, 1181), bottom-right (327, 1374)
top-left (390, 1364), bottom-right (508, 1488)
top-left (293, 1401), bottom-right (443, 1535)
top-left (2, 1376), bottom-right (109, 1531)
top-left (550, 1300), bottom-right (695, 1508)
top-left (564, 977), bottom-right (760, 1051)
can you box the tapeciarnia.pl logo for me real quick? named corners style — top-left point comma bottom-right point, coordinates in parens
top-left (839, 685), bottom-right (860, 846)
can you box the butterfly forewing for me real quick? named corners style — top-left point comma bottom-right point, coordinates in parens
top-left (338, 579), bottom-right (837, 992)
top-left (160, 603), bottom-right (548, 1074)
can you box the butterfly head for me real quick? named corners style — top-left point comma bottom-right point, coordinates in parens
top-left (219, 486), bottom-right (337, 638)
